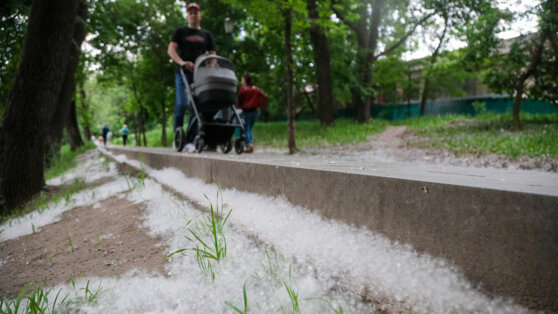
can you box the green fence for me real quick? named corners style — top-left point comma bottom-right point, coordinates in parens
top-left (271, 96), bottom-right (557, 122)
top-left (364, 96), bottom-right (558, 121)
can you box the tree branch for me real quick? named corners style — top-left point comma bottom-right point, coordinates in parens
top-left (520, 29), bottom-right (548, 81)
top-left (431, 14), bottom-right (449, 61)
top-left (330, 0), bottom-right (358, 34)
top-left (368, 0), bottom-right (384, 51)
top-left (376, 11), bottom-right (436, 58)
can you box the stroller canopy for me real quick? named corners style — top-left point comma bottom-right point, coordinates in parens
top-left (193, 55), bottom-right (237, 86)
top-left (192, 54), bottom-right (238, 111)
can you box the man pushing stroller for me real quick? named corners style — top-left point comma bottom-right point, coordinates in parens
top-left (167, 2), bottom-right (215, 152)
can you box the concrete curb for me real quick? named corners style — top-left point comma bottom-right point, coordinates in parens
top-left (106, 146), bottom-right (558, 311)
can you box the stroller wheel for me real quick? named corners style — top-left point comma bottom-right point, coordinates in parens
top-left (194, 135), bottom-right (204, 153)
top-left (234, 138), bottom-right (244, 154)
top-left (174, 127), bottom-right (186, 152)
top-left (220, 140), bottom-right (232, 154)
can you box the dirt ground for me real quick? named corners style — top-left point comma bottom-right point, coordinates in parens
top-left (0, 193), bottom-right (168, 298)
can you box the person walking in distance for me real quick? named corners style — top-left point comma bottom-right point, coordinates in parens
top-left (120, 124), bottom-right (129, 146)
top-left (101, 123), bottom-right (110, 147)
top-left (237, 74), bottom-right (267, 153)
top-left (167, 2), bottom-right (216, 152)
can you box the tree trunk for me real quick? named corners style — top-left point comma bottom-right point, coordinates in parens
top-left (332, 0), bottom-right (432, 122)
top-left (78, 81), bottom-right (91, 140)
top-left (134, 126), bottom-right (140, 146)
top-left (138, 107), bottom-right (147, 147)
top-left (67, 100), bottom-right (84, 151)
top-left (420, 16), bottom-right (448, 117)
top-left (0, 0), bottom-right (79, 211)
top-left (45, 0), bottom-right (88, 161)
top-left (65, 1), bottom-right (88, 151)
top-left (161, 97), bottom-right (167, 147)
top-left (353, 0), bottom-right (383, 123)
top-left (419, 77), bottom-right (430, 116)
top-left (307, 0), bottom-right (335, 126)
top-left (512, 30), bottom-right (548, 130)
top-left (512, 80), bottom-right (525, 130)
top-left (284, 3), bottom-right (297, 154)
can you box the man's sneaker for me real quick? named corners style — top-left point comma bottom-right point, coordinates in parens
top-left (244, 144), bottom-right (254, 153)
top-left (185, 143), bottom-right (195, 153)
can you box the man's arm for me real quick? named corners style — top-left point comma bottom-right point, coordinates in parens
top-left (168, 41), bottom-right (194, 72)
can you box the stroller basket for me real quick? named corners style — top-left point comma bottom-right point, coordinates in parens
top-left (193, 55), bottom-right (238, 112)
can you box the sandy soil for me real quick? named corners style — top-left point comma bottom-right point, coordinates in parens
top-left (0, 194), bottom-right (168, 298)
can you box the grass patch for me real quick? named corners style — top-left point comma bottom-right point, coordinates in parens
top-left (167, 181), bottom-right (232, 281)
top-left (123, 112), bottom-right (556, 160)
top-left (283, 281), bottom-right (301, 314)
top-left (0, 279), bottom-right (102, 313)
top-left (0, 178), bottom-right (88, 225)
top-left (401, 113), bottom-right (558, 159)
top-left (253, 119), bottom-right (389, 148)
top-left (45, 142), bottom-right (96, 181)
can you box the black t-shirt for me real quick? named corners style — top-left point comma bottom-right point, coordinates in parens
top-left (171, 26), bottom-right (215, 71)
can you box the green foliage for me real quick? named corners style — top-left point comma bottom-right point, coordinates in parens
top-left (481, 1), bottom-right (557, 106)
top-left (45, 142), bottom-right (96, 180)
top-left (422, 51), bottom-right (471, 99)
top-left (527, 0), bottom-right (558, 105)
top-left (81, 280), bottom-right (102, 303)
top-left (168, 181), bottom-right (232, 280)
top-left (482, 36), bottom-right (532, 97)
top-left (253, 119), bottom-right (389, 148)
top-left (0, 0), bottom-right (30, 113)
top-left (283, 281), bottom-right (301, 314)
top-left (0, 280), bottom-right (101, 313)
top-left (86, 0), bottom-right (185, 142)
top-left (472, 101), bottom-right (487, 115)
top-left (459, 2), bottom-right (511, 67)
top-left (0, 282), bottom-right (30, 314)
top-left (374, 56), bottom-right (410, 104)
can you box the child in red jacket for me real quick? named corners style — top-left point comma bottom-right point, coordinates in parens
top-left (238, 74), bottom-right (267, 153)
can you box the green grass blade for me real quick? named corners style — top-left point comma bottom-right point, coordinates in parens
top-left (224, 301), bottom-right (244, 314)
top-left (191, 247), bottom-right (217, 260)
top-left (188, 230), bottom-right (213, 252)
top-left (243, 281), bottom-right (248, 312)
top-left (166, 248), bottom-right (188, 259)
top-left (13, 282), bottom-right (32, 314)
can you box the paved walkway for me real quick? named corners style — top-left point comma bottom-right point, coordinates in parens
top-left (115, 146), bottom-right (558, 197)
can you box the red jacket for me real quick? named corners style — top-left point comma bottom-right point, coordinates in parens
top-left (238, 85), bottom-right (267, 110)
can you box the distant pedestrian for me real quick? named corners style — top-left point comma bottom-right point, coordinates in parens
top-left (237, 74), bottom-right (267, 153)
top-left (101, 123), bottom-right (110, 146)
top-left (107, 131), bottom-right (113, 145)
top-left (120, 124), bottom-right (129, 146)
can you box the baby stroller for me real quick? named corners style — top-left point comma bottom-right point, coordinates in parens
top-left (174, 54), bottom-right (246, 154)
